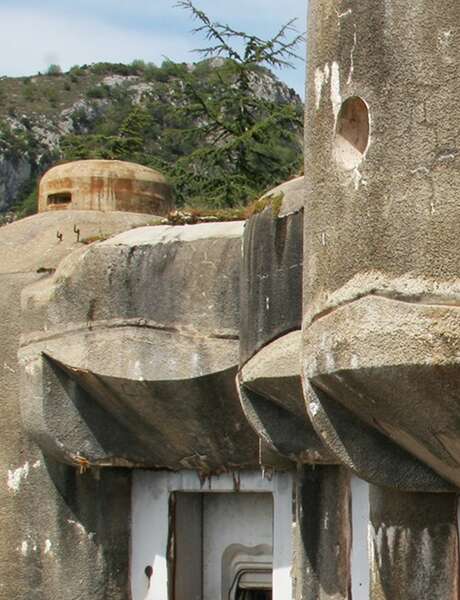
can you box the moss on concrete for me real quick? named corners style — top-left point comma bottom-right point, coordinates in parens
top-left (245, 192), bottom-right (285, 219)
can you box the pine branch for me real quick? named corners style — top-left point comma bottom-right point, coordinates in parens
top-left (176, 0), bottom-right (242, 62)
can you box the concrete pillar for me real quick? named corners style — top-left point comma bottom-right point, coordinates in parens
top-left (303, 1), bottom-right (460, 487)
top-left (369, 487), bottom-right (459, 599)
top-left (293, 465), bottom-right (351, 599)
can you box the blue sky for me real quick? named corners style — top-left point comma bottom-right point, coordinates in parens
top-left (0, 0), bottom-right (307, 96)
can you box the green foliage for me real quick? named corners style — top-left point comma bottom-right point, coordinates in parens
top-left (86, 84), bottom-right (111, 99)
top-left (13, 186), bottom-right (38, 218)
top-left (89, 62), bottom-right (140, 76)
top-left (56, 50), bottom-right (303, 209)
top-left (69, 65), bottom-right (85, 76)
top-left (2, 6), bottom-right (304, 218)
top-left (69, 65), bottom-right (86, 82)
top-left (143, 63), bottom-right (161, 82)
top-left (43, 86), bottom-right (59, 106)
top-left (131, 59), bottom-right (146, 73)
top-left (160, 59), bottom-right (188, 78)
top-left (0, 120), bottom-right (31, 159)
top-left (47, 64), bottom-right (63, 76)
top-left (0, 115), bottom-right (57, 217)
top-left (21, 80), bottom-right (37, 102)
top-left (61, 105), bottom-right (156, 163)
top-left (165, 1), bottom-right (304, 208)
top-left (247, 191), bottom-right (284, 218)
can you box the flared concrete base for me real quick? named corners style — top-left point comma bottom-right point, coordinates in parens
top-left (303, 295), bottom-right (460, 490)
top-left (239, 331), bottom-right (333, 464)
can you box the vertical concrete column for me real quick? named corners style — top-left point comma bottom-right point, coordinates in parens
top-left (304, 0), bottom-right (460, 307)
top-left (369, 487), bottom-right (459, 599)
top-left (303, 0), bottom-right (460, 490)
top-left (294, 465), bottom-right (351, 600)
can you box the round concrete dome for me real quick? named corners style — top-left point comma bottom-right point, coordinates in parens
top-left (38, 159), bottom-right (174, 215)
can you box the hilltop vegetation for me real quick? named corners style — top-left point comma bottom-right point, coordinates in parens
top-left (0, 58), bottom-right (303, 218)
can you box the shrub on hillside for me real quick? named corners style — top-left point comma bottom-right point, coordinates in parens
top-left (47, 64), bottom-right (63, 77)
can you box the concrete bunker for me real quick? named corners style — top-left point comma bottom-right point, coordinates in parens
top-left (38, 159), bottom-right (174, 215)
top-left (333, 96), bottom-right (369, 170)
top-left (4, 0), bottom-right (460, 596)
top-left (11, 171), bottom-right (374, 600)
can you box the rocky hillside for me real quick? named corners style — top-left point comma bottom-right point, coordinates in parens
top-left (0, 60), bottom-right (303, 216)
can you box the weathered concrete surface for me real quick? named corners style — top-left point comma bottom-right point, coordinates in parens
top-left (240, 178), bottom-right (304, 365)
top-left (304, 299), bottom-right (456, 491)
top-left (304, 0), bottom-right (460, 309)
top-left (0, 209), bottom-right (162, 271)
top-left (39, 159), bottom-right (174, 215)
top-left (0, 209), bottom-right (156, 600)
top-left (274, 175), bottom-right (304, 218)
top-left (369, 487), bottom-right (459, 599)
top-left (293, 465), bottom-right (351, 600)
top-left (239, 332), bottom-right (331, 463)
top-left (303, 0), bottom-right (460, 489)
top-left (238, 179), bottom-right (330, 463)
top-left (304, 380), bottom-right (453, 493)
top-left (20, 222), bottom-right (263, 471)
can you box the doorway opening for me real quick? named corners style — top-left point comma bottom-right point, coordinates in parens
top-left (170, 492), bottom-right (273, 600)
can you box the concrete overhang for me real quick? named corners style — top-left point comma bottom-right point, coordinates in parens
top-left (19, 221), bottom-right (277, 473)
top-left (238, 330), bottom-right (332, 463)
top-left (303, 295), bottom-right (457, 492)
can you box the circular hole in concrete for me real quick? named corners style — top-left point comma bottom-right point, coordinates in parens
top-left (333, 96), bottom-right (369, 170)
top-left (145, 565), bottom-right (153, 580)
